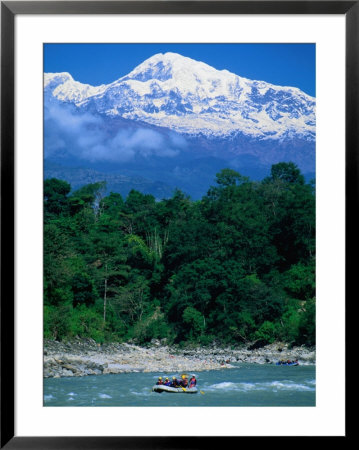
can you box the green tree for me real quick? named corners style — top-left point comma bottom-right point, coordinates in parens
top-left (254, 321), bottom-right (279, 344)
top-left (43, 169), bottom-right (315, 347)
top-left (44, 304), bottom-right (72, 340)
top-left (69, 181), bottom-right (106, 216)
top-left (298, 298), bottom-right (316, 345)
top-left (72, 272), bottom-right (97, 307)
top-left (182, 306), bottom-right (205, 340)
top-left (269, 162), bottom-right (305, 185)
top-left (44, 178), bottom-right (71, 219)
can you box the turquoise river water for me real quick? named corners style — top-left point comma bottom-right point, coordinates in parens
top-left (44, 363), bottom-right (315, 407)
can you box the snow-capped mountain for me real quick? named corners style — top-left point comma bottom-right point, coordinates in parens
top-left (44, 52), bottom-right (315, 142)
top-left (44, 52), bottom-right (315, 199)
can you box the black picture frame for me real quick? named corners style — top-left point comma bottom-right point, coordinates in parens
top-left (1, 1), bottom-right (352, 447)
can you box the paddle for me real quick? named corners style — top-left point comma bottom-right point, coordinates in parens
top-left (181, 382), bottom-right (204, 394)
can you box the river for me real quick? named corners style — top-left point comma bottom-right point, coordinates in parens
top-left (44, 363), bottom-right (315, 407)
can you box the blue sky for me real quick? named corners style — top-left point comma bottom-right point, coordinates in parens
top-left (44, 43), bottom-right (315, 96)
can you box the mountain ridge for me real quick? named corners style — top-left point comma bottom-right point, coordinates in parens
top-left (44, 51), bottom-right (315, 199)
top-left (44, 52), bottom-right (315, 141)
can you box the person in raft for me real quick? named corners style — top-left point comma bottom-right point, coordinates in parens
top-left (156, 377), bottom-right (163, 385)
top-left (189, 375), bottom-right (197, 388)
top-left (179, 375), bottom-right (189, 387)
top-left (163, 377), bottom-right (171, 386)
top-left (171, 376), bottom-right (180, 388)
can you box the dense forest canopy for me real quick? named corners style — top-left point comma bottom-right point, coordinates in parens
top-left (44, 162), bottom-right (315, 347)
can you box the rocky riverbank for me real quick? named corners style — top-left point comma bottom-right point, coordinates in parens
top-left (43, 338), bottom-right (316, 378)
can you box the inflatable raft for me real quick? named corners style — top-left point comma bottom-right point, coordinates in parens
top-left (152, 385), bottom-right (198, 394)
top-left (275, 362), bottom-right (299, 366)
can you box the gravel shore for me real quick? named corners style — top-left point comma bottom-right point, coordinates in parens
top-left (44, 338), bottom-right (316, 378)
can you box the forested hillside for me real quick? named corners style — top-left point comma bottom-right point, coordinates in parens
top-left (44, 162), bottom-right (315, 347)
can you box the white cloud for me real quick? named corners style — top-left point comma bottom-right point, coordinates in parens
top-left (44, 100), bottom-right (186, 162)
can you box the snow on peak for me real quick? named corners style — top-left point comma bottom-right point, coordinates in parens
top-left (44, 72), bottom-right (74, 88)
top-left (44, 52), bottom-right (316, 140)
top-left (44, 72), bottom-right (107, 103)
top-left (121, 52), bottom-right (242, 98)
top-left (125, 52), bottom-right (220, 82)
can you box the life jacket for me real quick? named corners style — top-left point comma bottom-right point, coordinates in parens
top-left (181, 378), bottom-right (188, 387)
top-left (156, 380), bottom-right (163, 385)
top-left (189, 378), bottom-right (196, 387)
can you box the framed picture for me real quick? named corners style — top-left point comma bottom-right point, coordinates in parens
top-left (1, 1), bottom-right (352, 446)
